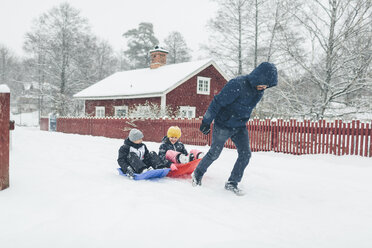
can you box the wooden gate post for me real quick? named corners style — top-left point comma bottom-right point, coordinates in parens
top-left (0, 84), bottom-right (10, 190)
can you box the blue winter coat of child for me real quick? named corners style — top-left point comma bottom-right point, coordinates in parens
top-left (202, 62), bottom-right (278, 128)
top-left (158, 136), bottom-right (188, 161)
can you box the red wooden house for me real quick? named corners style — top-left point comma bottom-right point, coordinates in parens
top-left (74, 47), bottom-right (228, 118)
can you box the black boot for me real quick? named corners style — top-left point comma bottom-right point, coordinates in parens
top-left (191, 171), bottom-right (202, 186)
top-left (189, 153), bottom-right (195, 162)
top-left (224, 181), bottom-right (244, 196)
top-left (128, 152), bottom-right (147, 173)
top-left (147, 151), bottom-right (169, 169)
top-left (126, 166), bottom-right (135, 179)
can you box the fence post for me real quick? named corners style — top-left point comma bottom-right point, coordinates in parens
top-left (369, 121), bottom-right (372, 157)
top-left (271, 119), bottom-right (277, 152)
top-left (0, 85), bottom-right (10, 191)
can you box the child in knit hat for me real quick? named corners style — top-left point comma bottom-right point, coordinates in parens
top-left (117, 128), bottom-right (174, 179)
top-left (159, 126), bottom-right (204, 164)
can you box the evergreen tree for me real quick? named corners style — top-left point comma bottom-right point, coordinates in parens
top-left (123, 22), bottom-right (159, 69)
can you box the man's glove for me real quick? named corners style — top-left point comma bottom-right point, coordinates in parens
top-left (200, 121), bottom-right (211, 135)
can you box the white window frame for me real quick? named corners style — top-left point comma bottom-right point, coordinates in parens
top-left (95, 106), bottom-right (105, 117)
top-left (179, 106), bottom-right (196, 118)
top-left (197, 76), bottom-right (211, 95)
top-left (114, 106), bottom-right (128, 117)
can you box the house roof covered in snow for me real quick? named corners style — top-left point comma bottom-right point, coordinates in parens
top-left (73, 59), bottom-right (228, 100)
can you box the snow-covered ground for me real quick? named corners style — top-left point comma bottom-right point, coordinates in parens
top-left (10, 111), bottom-right (39, 127)
top-left (1, 127), bottom-right (372, 248)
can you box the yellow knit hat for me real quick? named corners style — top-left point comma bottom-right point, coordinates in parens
top-left (167, 126), bottom-right (181, 139)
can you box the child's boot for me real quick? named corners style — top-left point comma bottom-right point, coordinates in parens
top-left (165, 150), bottom-right (181, 163)
top-left (190, 149), bottom-right (205, 159)
top-left (178, 154), bottom-right (189, 164)
top-left (126, 166), bottom-right (135, 179)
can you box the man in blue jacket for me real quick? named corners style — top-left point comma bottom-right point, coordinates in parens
top-left (192, 62), bottom-right (278, 195)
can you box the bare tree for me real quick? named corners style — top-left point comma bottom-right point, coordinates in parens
top-left (253, 0), bottom-right (307, 118)
top-left (163, 31), bottom-right (192, 64)
top-left (95, 40), bottom-right (119, 80)
top-left (282, 0), bottom-right (372, 119)
top-left (23, 29), bottom-right (50, 117)
top-left (205, 0), bottom-right (290, 77)
top-left (0, 45), bottom-right (24, 100)
top-left (24, 3), bottom-right (118, 116)
top-left (204, 0), bottom-right (253, 77)
top-left (0, 46), bottom-right (10, 85)
top-left (24, 3), bottom-right (92, 115)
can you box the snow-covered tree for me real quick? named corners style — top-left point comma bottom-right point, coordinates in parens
top-left (278, 0), bottom-right (372, 119)
top-left (24, 3), bottom-right (119, 116)
top-left (122, 22), bottom-right (159, 69)
top-left (23, 3), bottom-right (91, 115)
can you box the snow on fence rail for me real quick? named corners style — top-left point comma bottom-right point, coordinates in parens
top-left (40, 117), bottom-right (372, 157)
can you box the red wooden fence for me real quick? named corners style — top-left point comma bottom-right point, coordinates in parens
top-left (40, 117), bottom-right (372, 157)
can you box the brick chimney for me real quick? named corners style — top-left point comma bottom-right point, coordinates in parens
top-left (149, 46), bottom-right (168, 69)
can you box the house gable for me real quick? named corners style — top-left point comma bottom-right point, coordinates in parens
top-left (166, 64), bottom-right (227, 118)
top-left (163, 60), bottom-right (229, 95)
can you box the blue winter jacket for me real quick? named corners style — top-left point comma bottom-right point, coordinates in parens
top-left (203, 62), bottom-right (278, 128)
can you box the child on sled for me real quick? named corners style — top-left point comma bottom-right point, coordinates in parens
top-left (159, 126), bottom-right (204, 164)
top-left (117, 128), bottom-right (176, 179)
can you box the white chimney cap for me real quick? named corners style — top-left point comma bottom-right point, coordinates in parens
top-left (149, 45), bottom-right (168, 54)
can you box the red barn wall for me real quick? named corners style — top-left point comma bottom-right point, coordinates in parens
top-left (85, 97), bottom-right (161, 117)
top-left (166, 65), bottom-right (227, 117)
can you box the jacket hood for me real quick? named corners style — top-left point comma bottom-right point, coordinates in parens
top-left (161, 136), bottom-right (168, 143)
top-left (162, 136), bottom-right (181, 146)
top-left (161, 136), bottom-right (177, 145)
top-left (124, 138), bottom-right (144, 149)
top-left (246, 62), bottom-right (278, 88)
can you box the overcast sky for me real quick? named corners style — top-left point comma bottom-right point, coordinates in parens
top-left (0, 0), bottom-right (218, 59)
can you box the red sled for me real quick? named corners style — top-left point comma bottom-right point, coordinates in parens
top-left (167, 158), bottom-right (201, 178)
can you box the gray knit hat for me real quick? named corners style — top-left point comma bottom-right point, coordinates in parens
top-left (128, 128), bottom-right (144, 142)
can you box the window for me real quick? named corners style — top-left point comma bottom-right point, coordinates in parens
top-left (179, 106), bottom-right (196, 118)
top-left (197, 76), bottom-right (211, 95)
top-left (95, 106), bottom-right (105, 117)
top-left (114, 106), bottom-right (128, 117)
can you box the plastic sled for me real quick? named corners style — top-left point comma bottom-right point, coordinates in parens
top-left (117, 168), bottom-right (170, 180)
top-left (167, 158), bottom-right (201, 178)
